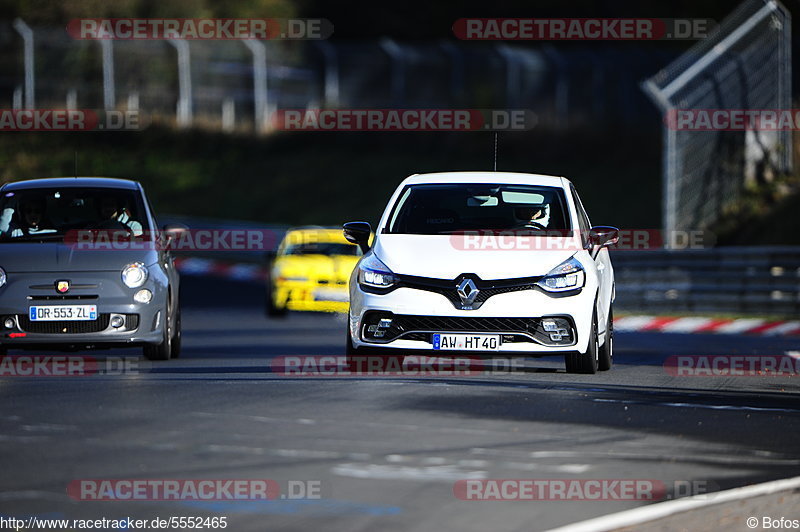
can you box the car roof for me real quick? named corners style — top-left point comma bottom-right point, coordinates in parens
top-left (400, 171), bottom-right (568, 187)
top-left (283, 227), bottom-right (355, 244)
top-left (1, 177), bottom-right (140, 191)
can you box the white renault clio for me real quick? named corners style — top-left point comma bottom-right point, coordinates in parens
top-left (344, 172), bottom-right (618, 374)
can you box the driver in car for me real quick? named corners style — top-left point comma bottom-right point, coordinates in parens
top-left (514, 203), bottom-right (550, 229)
top-left (91, 196), bottom-right (143, 236)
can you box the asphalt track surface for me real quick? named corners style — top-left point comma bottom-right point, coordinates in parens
top-left (1, 276), bottom-right (799, 531)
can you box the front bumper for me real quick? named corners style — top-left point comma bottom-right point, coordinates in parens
top-left (349, 281), bottom-right (596, 354)
top-left (0, 270), bottom-right (167, 350)
top-left (274, 279), bottom-right (350, 313)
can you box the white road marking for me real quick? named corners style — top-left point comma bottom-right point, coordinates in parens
top-left (545, 475), bottom-right (800, 532)
top-left (332, 463), bottom-right (486, 482)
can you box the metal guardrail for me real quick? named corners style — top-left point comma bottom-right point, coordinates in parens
top-left (612, 246), bottom-right (800, 315)
top-left (162, 215), bottom-right (800, 316)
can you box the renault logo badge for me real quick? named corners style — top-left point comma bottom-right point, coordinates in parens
top-left (55, 280), bottom-right (70, 293)
top-left (456, 278), bottom-right (479, 308)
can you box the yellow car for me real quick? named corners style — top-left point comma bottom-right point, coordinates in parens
top-left (266, 227), bottom-right (365, 315)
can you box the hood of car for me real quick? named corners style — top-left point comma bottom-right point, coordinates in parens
top-left (373, 234), bottom-right (581, 279)
top-left (0, 243), bottom-right (160, 273)
top-left (274, 254), bottom-right (360, 282)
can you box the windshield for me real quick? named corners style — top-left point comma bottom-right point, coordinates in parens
top-left (0, 187), bottom-right (150, 242)
top-left (385, 183), bottom-right (571, 234)
top-left (283, 242), bottom-right (361, 256)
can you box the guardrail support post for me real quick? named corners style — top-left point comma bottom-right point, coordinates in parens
top-left (242, 39), bottom-right (269, 133)
top-left (168, 39), bottom-right (193, 128)
top-left (100, 39), bottom-right (115, 110)
top-left (13, 18), bottom-right (35, 109)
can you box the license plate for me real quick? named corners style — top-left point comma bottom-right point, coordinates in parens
top-left (313, 289), bottom-right (349, 302)
top-left (432, 333), bottom-right (500, 351)
top-left (29, 305), bottom-right (97, 321)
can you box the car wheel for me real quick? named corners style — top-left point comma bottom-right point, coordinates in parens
top-left (565, 312), bottom-right (599, 374)
top-left (345, 318), bottom-right (404, 372)
top-left (598, 306), bottom-right (613, 371)
top-left (143, 296), bottom-right (173, 361)
top-left (265, 276), bottom-right (288, 318)
top-left (170, 302), bottom-right (182, 359)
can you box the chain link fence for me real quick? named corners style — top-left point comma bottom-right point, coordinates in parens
top-left (0, 20), bottom-right (667, 133)
top-left (643, 0), bottom-right (792, 236)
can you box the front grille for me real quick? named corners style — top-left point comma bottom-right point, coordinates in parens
top-left (397, 315), bottom-right (537, 332)
top-left (126, 314), bottom-right (140, 330)
top-left (361, 311), bottom-right (575, 347)
top-left (19, 314), bottom-right (111, 334)
top-left (16, 314), bottom-right (139, 334)
top-left (397, 274), bottom-right (540, 310)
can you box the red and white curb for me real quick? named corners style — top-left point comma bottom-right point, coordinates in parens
top-left (174, 257), bottom-right (268, 282)
top-left (545, 475), bottom-right (800, 532)
top-left (615, 315), bottom-right (800, 336)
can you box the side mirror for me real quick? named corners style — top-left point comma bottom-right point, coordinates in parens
top-left (161, 223), bottom-right (189, 243)
top-left (343, 221), bottom-right (372, 254)
top-left (588, 226), bottom-right (619, 251)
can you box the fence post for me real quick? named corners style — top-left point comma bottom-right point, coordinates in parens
top-left (542, 45), bottom-right (569, 130)
top-left (168, 39), bottom-right (193, 128)
top-left (496, 44), bottom-right (520, 108)
top-left (12, 18), bottom-right (35, 109)
top-left (242, 38), bottom-right (268, 133)
top-left (315, 41), bottom-right (339, 108)
top-left (439, 41), bottom-right (464, 105)
top-left (66, 89), bottom-right (77, 109)
top-left (379, 38), bottom-right (406, 106)
top-left (100, 39), bottom-right (115, 110)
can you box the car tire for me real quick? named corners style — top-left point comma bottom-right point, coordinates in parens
top-left (143, 296), bottom-right (174, 361)
top-left (598, 306), bottom-right (613, 371)
top-left (345, 318), bottom-right (404, 372)
top-left (265, 276), bottom-right (288, 318)
top-left (565, 312), bottom-right (599, 374)
top-left (170, 302), bottom-right (182, 359)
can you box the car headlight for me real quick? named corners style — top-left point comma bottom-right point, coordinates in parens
top-left (0, 266), bottom-right (5, 288)
top-left (122, 262), bottom-right (148, 288)
top-left (536, 257), bottom-right (585, 292)
top-left (357, 253), bottom-right (398, 289)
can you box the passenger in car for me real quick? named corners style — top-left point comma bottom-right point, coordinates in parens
top-left (8, 197), bottom-right (57, 237)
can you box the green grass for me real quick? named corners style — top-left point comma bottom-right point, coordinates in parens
top-left (0, 126), bottom-right (663, 229)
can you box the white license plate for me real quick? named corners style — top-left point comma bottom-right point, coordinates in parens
top-left (313, 288), bottom-right (349, 302)
top-left (29, 305), bottom-right (97, 321)
top-left (432, 333), bottom-right (500, 351)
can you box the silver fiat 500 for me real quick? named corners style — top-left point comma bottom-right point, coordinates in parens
top-left (0, 177), bottom-right (183, 360)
